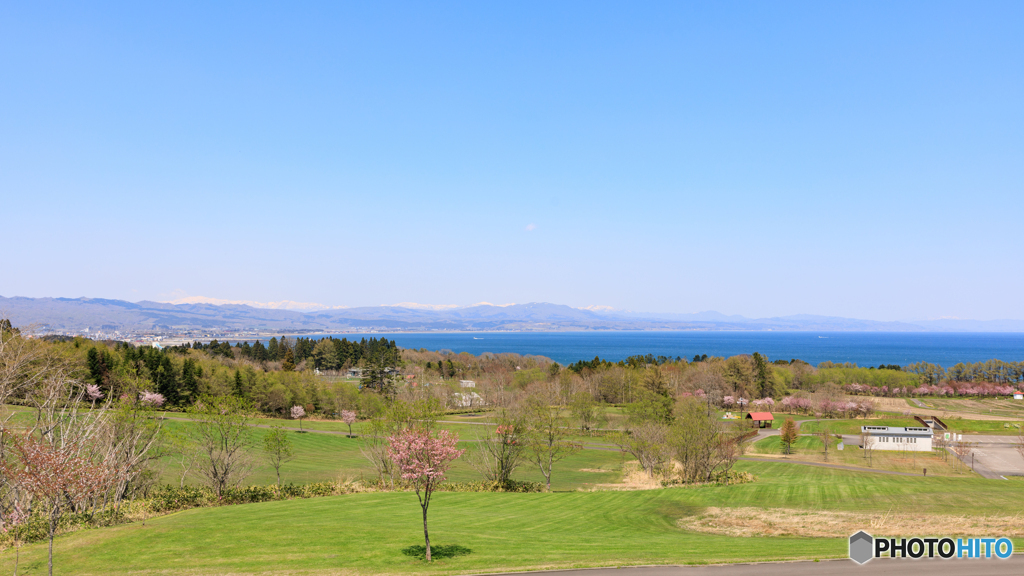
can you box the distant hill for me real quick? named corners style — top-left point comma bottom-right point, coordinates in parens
top-left (1, 296), bottom-right (1022, 334)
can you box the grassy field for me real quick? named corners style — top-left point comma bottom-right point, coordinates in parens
top-left (748, 435), bottom-right (968, 476)
top-left (156, 418), bottom-right (627, 490)
top-left (6, 459), bottom-right (1024, 575)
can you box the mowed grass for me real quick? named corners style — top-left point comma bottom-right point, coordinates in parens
top-left (156, 419), bottom-right (627, 490)
top-left (6, 460), bottom-right (1023, 575)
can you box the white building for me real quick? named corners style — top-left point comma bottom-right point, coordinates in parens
top-left (860, 426), bottom-right (933, 452)
top-left (1014, 391), bottom-right (1023, 400)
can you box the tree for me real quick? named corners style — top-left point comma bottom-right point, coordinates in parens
top-left (669, 397), bottom-right (738, 483)
top-left (312, 339), bottom-right (340, 371)
top-left (466, 408), bottom-right (527, 485)
top-left (291, 404), bottom-right (306, 430)
top-left (1, 431), bottom-right (118, 576)
top-left (0, 499), bottom-right (28, 576)
top-left (569, 392), bottom-right (601, 434)
top-left (548, 362), bottom-right (561, 379)
top-left (524, 397), bottom-right (581, 491)
top-left (614, 421), bottom-right (669, 477)
top-left (342, 410), bottom-right (357, 438)
top-left (282, 348), bottom-right (296, 372)
top-left (186, 396), bottom-right (255, 496)
top-left (387, 428), bottom-right (464, 562)
top-left (625, 390), bottom-right (674, 425)
top-left (233, 369), bottom-right (245, 398)
top-left (779, 418), bottom-right (798, 456)
top-left (817, 425), bottom-right (832, 462)
top-left (180, 358), bottom-right (200, 401)
top-left (861, 430), bottom-right (876, 467)
top-left (753, 352), bottom-right (775, 399)
top-left (262, 426), bottom-right (295, 485)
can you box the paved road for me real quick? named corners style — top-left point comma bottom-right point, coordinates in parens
top-left (480, 556), bottom-right (1024, 576)
top-left (738, 457), bottom-right (921, 476)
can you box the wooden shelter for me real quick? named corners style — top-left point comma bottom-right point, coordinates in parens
top-left (746, 411), bottom-right (774, 428)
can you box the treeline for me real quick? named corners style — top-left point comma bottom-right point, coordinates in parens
top-left (173, 336), bottom-right (400, 371)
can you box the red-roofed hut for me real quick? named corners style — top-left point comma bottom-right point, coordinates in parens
top-left (746, 412), bottom-right (774, 429)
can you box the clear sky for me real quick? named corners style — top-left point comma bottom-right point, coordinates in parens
top-left (2, 1), bottom-right (1022, 321)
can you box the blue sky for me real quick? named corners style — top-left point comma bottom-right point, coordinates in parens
top-left (2, 1), bottom-right (1022, 321)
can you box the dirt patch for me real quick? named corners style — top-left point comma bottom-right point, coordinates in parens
top-left (578, 468), bottom-right (610, 473)
top-left (678, 506), bottom-right (1024, 538)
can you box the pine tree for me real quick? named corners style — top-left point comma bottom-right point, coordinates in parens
top-left (282, 348), bottom-right (295, 372)
top-left (157, 355), bottom-right (180, 406)
top-left (181, 358), bottom-right (199, 401)
top-left (233, 369), bottom-right (245, 397)
top-left (268, 338), bottom-right (280, 362)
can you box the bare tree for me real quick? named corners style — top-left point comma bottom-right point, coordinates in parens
top-left (614, 421), bottom-right (670, 477)
top-left (466, 406), bottom-right (528, 485)
top-left (817, 424), bottom-right (832, 462)
top-left (861, 431), bottom-right (875, 467)
top-left (187, 396), bottom-right (255, 495)
top-left (524, 395), bottom-right (581, 491)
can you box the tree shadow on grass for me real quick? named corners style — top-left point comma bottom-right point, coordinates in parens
top-left (401, 544), bottom-right (473, 561)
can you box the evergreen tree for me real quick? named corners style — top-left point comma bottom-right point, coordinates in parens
top-left (181, 358), bottom-right (200, 401)
top-left (282, 348), bottom-right (295, 372)
top-left (252, 340), bottom-right (269, 362)
top-left (157, 355), bottom-right (180, 406)
top-left (268, 338), bottom-right (280, 361)
top-left (753, 352), bottom-right (774, 398)
top-left (233, 369), bottom-right (245, 397)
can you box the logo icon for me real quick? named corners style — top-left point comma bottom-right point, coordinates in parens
top-left (850, 531), bottom-right (873, 564)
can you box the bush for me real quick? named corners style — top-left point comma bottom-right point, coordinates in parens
top-left (438, 479), bottom-right (543, 493)
top-left (661, 470), bottom-right (756, 488)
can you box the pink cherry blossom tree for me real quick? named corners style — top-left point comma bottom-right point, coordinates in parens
top-left (290, 405), bottom-right (306, 430)
top-left (387, 428), bottom-right (465, 562)
top-left (139, 391), bottom-right (166, 407)
top-left (2, 431), bottom-right (119, 576)
top-left (341, 410), bottom-right (357, 438)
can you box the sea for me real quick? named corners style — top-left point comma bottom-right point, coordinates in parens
top-left (258, 331), bottom-right (1024, 368)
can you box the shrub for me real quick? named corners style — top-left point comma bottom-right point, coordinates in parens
top-left (438, 479), bottom-right (543, 493)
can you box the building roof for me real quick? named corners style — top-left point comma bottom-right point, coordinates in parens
top-left (861, 426), bottom-right (932, 435)
top-left (746, 412), bottom-right (774, 420)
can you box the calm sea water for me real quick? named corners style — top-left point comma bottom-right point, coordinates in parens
top-left (295, 331), bottom-right (1024, 368)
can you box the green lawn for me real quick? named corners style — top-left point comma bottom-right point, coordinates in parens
top-left (157, 418), bottom-right (627, 490)
top-left (6, 460), bottom-right (1023, 575)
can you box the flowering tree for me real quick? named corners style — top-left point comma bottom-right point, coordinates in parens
top-left (85, 383), bottom-right (104, 404)
top-left (2, 431), bottom-right (118, 576)
top-left (341, 410), bottom-right (357, 438)
top-left (291, 405), bottom-right (306, 431)
top-left (387, 428), bottom-right (465, 562)
top-left (0, 500), bottom-right (28, 576)
top-left (139, 390), bottom-right (166, 407)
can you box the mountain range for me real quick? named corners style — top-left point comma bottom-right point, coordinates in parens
top-left (2, 296), bottom-right (1023, 334)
